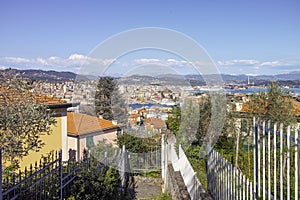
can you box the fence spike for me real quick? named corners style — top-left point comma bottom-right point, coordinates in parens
top-left (18, 170), bottom-right (22, 182)
top-left (13, 173), bottom-right (16, 186)
top-left (39, 159), bottom-right (42, 169)
top-left (52, 150), bottom-right (54, 162)
top-left (24, 166), bottom-right (27, 178)
top-left (30, 164), bottom-right (33, 175)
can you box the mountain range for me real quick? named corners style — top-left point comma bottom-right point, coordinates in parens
top-left (0, 68), bottom-right (299, 82)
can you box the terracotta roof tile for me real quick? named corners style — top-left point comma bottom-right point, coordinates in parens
top-left (240, 99), bottom-right (300, 116)
top-left (0, 87), bottom-right (66, 105)
top-left (148, 118), bottom-right (165, 129)
top-left (67, 112), bottom-right (119, 135)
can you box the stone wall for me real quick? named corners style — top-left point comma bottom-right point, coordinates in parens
top-left (165, 164), bottom-right (190, 200)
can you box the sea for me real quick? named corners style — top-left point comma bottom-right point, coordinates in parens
top-left (128, 103), bottom-right (174, 109)
top-left (190, 88), bottom-right (300, 95)
top-left (129, 88), bottom-right (300, 109)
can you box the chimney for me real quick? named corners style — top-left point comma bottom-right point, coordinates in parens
top-left (99, 115), bottom-right (103, 119)
top-left (112, 120), bottom-right (118, 125)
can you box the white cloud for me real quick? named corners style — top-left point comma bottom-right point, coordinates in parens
top-left (0, 65), bottom-right (7, 70)
top-left (259, 61), bottom-right (292, 67)
top-left (1, 57), bottom-right (30, 63)
top-left (36, 57), bottom-right (48, 65)
top-left (133, 58), bottom-right (161, 64)
top-left (217, 58), bottom-right (300, 75)
top-left (0, 54), bottom-right (116, 73)
top-left (218, 59), bottom-right (259, 66)
top-left (218, 59), bottom-right (298, 68)
top-left (68, 54), bottom-right (89, 60)
top-left (133, 58), bottom-right (192, 67)
top-left (1, 55), bottom-right (299, 76)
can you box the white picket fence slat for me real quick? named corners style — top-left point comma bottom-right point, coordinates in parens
top-left (207, 118), bottom-right (299, 200)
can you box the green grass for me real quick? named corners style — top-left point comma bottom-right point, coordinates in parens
top-left (143, 192), bottom-right (172, 200)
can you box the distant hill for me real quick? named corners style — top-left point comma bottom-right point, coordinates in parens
top-left (0, 68), bottom-right (299, 82)
top-left (185, 71), bottom-right (300, 82)
top-left (0, 68), bottom-right (98, 81)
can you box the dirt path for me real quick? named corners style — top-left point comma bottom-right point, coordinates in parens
top-left (134, 176), bottom-right (162, 199)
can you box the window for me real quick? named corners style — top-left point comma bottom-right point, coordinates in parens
top-left (86, 136), bottom-right (94, 148)
top-left (116, 128), bottom-right (122, 136)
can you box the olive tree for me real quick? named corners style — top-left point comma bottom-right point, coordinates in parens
top-left (0, 74), bottom-right (56, 169)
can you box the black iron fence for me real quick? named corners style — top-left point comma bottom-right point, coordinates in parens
top-left (0, 149), bottom-right (89, 200)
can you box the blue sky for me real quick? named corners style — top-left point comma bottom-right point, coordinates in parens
top-left (0, 0), bottom-right (299, 75)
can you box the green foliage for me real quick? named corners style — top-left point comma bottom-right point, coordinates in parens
top-left (246, 81), bottom-right (297, 128)
top-left (177, 100), bottom-right (200, 148)
top-left (143, 170), bottom-right (161, 178)
top-left (95, 77), bottom-right (115, 120)
top-left (0, 74), bottom-right (56, 169)
top-left (267, 82), bottom-right (297, 127)
top-left (90, 140), bottom-right (117, 159)
top-left (197, 95), bottom-right (212, 142)
top-left (70, 160), bottom-right (125, 200)
top-left (166, 106), bottom-right (181, 134)
top-left (117, 133), bottom-right (160, 153)
top-left (214, 135), bottom-right (235, 153)
top-left (95, 77), bottom-right (127, 124)
top-left (184, 145), bottom-right (208, 190)
top-left (148, 192), bottom-right (172, 200)
top-left (167, 94), bottom-right (227, 146)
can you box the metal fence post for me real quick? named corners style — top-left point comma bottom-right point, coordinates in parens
top-left (0, 149), bottom-right (2, 200)
top-left (104, 152), bottom-right (107, 166)
top-left (59, 150), bottom-right (62, 200)
top-left (254, 123), bottom-right (259, 199)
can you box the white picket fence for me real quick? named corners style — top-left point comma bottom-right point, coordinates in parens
top-left (253, 118), bottom-right (299, 200)
top-left (207, 147), bottom-right (255, 199)
top-left (207, 118), bottom-right (299, 200)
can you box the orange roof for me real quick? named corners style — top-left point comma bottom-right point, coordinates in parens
top-left (67, 112), bottom-right (119, 135)
top-left (293, 101), bottom-right (300, 116)
top-left (35, 94), bottom-right (67, 104)
top-left (148, 118), bottom-right (165, 129)
top-left (240, 99), bottom-right (300, 116)
top-left (0, 87), bottom-right (66, 105)
top-left (130, 114), bottom-right (141, 118)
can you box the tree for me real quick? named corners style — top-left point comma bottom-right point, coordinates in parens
top-left (245, 81), bottom-right (297, 127)
top-left (177, 100), bottom-right (199, 148)
top-left (95, 77), bottom-right (127, 124)
top-left (166, 94), bottom-right (226, 147)
top-left (197, 96), bottom-right (212, 143)
top-left (0, 74), bottom-right (56, 169)
top-left (166, 106), bottom-right (181, 135)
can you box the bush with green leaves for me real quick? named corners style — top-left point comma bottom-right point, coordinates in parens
top-left (70, 159), bottom-right (129, 200)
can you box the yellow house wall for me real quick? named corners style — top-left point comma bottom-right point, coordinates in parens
top-left (18, 116), bottom-right (62, 169)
